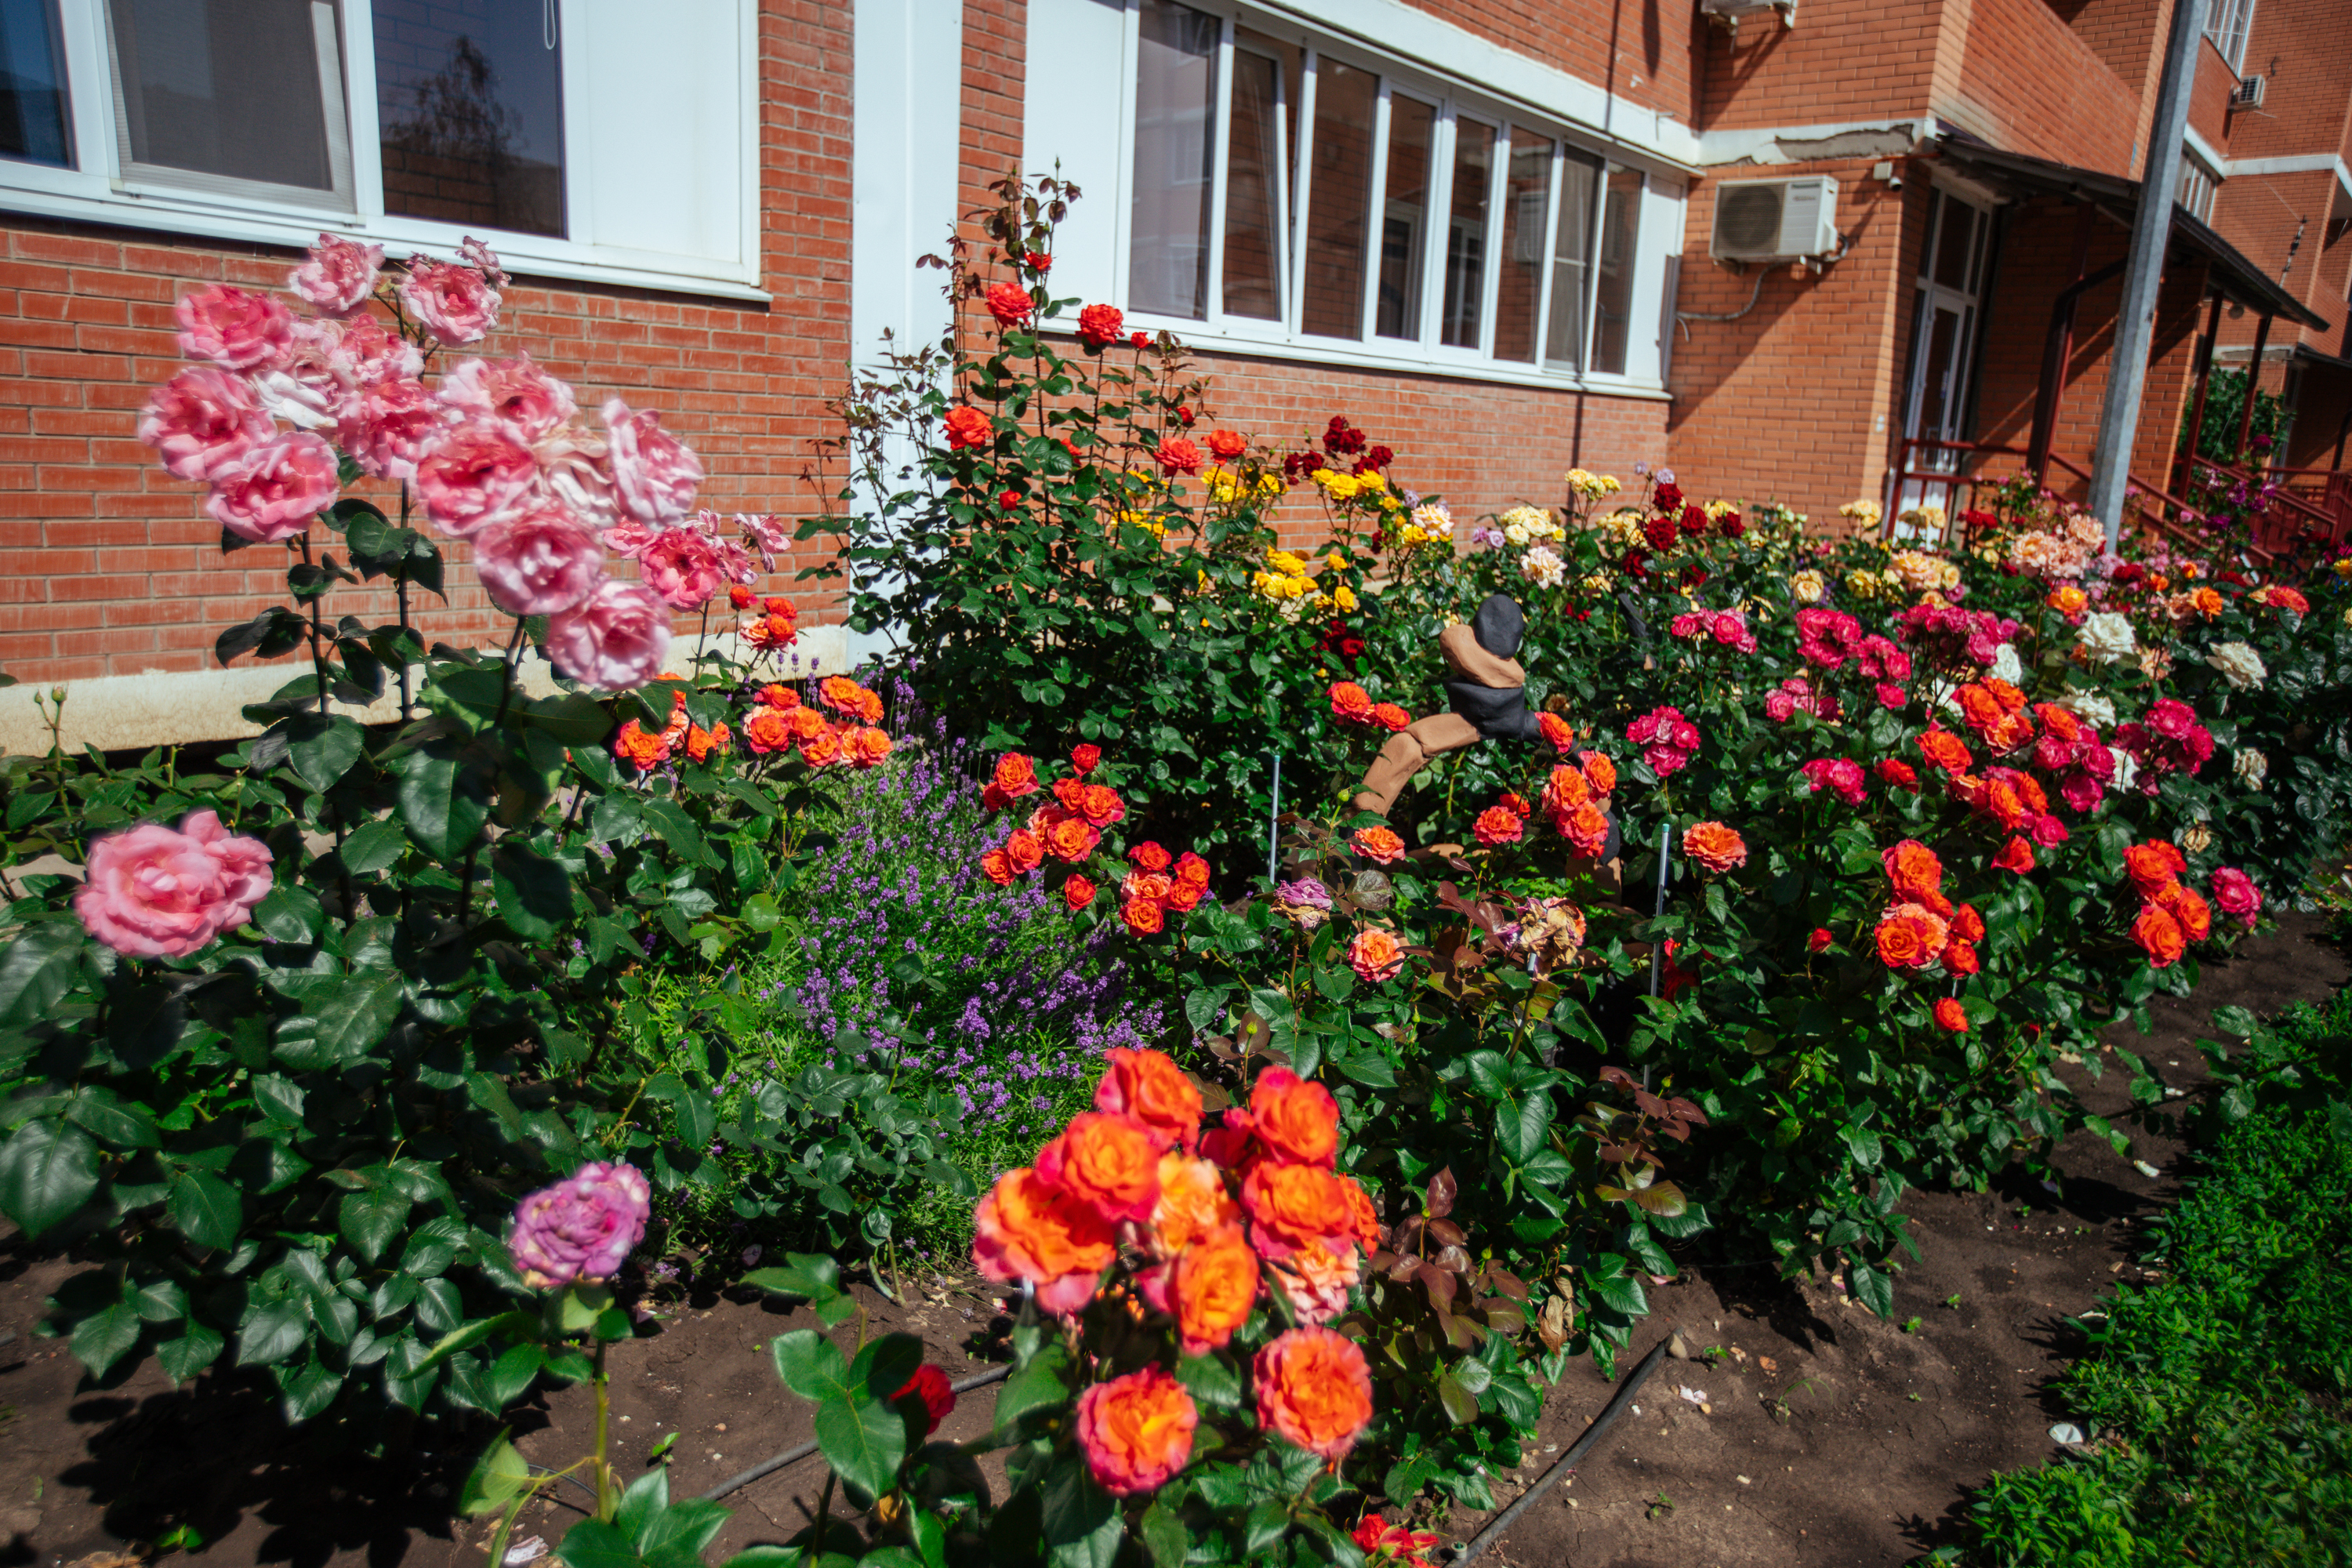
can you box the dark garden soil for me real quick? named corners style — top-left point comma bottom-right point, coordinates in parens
top-left (0, 913), bottom-right (2341, 1568)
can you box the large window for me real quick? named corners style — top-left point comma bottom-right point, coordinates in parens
top-left (0, 1), bottom-right (758, 297)
top-left (2207, 0), bottom-right (2257, 74)
top-left (2178, 148), bottom-right (2220, 223)
top-left (1033, 0), bottom-right (1683, 386)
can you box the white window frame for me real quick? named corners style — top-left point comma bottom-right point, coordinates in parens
top-left (2207, 0), bottom-right (2258, 75)
top-left (2178, 147), bottom-right (2222, 223)
top-left (0, 0), bottom-right (765, 301)
top-left (1087, 0), bottom-right (1685, 397)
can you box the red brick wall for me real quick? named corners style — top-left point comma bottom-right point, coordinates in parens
top-left (2187, 34), bottom-right (2237, 161)
top-left (2209, 169), bottom-right (2341, 354)
top-left (1695, 0), bottom-right (1944, 132)
top-left (0, 0), bottom-right (852, 686)
top-left (1948, 0), bottom-right (2141, 175)
top-left (2223, 0), bottom-right (2352, 164)
top-left (1403, 0), bottom-right (1698, 125)
top-left (1666, 158), bottom-right (1921, 524)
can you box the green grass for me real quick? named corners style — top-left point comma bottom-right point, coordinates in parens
top-left (1935, 993), bottom-right (2352, 1566)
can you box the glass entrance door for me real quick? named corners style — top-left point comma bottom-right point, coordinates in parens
top-left (1896, 189), bottom-right (1992, 529)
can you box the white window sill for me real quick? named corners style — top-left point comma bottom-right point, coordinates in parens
top-left (1100, 314), bottom-right (1671, 401)
top-left (0, 175), bottom-right (771, 304)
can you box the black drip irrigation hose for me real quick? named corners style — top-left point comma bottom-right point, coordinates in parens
top-left (1449, 1338), bottom-right (1671, 1565)
top-left (695, 1363), bottom-right (1011, 1503)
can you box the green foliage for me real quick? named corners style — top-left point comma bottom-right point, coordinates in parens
top-left (1935, 996), bottom-right (2352, 1565)
top-left (2180, 368), bottom-right (2289, 465)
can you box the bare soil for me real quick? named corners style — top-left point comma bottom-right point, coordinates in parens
top-left (0, 913), bottom-right (2339, 1568)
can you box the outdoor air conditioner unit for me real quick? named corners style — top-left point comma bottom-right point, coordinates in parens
top-left (1709, 176), bottom-right (1840, 262)
top-left (2231, 74), bottom-right (2267, 108)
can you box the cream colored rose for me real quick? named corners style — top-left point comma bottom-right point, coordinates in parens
top-left (2207, 641), bottom-right (2267, 691)
top-left (2076, 611), bottom-right (2138, 665)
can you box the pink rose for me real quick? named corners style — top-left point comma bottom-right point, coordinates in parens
top-left (249, 318), bottom-right (351, 432)
top-left (72, 811), bottom-right (274, 958)
top-left (474, 510), bottom-right (605, 615)
top-left (738, 512), bottom-right (789, 569)
top-left (139, 366), bottom-right (272, 481)
top-left (328, 313), bottom-right (423, 386)
top-left (459, 234), bottom-right (507, 289)
top-left (546, 579), bottom-right (673, 691)
top-left (506, 1160), bottom-right (651, 1289)
top-left (2058, 772), bottom-right (2104, 815)
top-left (634, 526), bottom-right (723, 609)
top-left (176, 285), bottom-right (294, 372)
top-left (413, 421), bottom-right (540, 537)
top-left (603, 398), bottom-right (704, 525)
top-left (288, 233), bottom-right (383, 316)
top-left (397, 256), bottom-right (502, 346)
top-left (337, 375), bottom-right (439, 481)
top-left (2210, 866), bottom-right (2262, 928)
top-left (205, 431), bottom-right (339, 543)
top-left (435, 353), bottom-right (577, 442)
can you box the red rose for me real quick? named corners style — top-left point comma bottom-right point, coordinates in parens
top-left (1206, 428), bottom-right (1245, 462)
top-left (1072, 743), bottom-right (1102, 775)
top-left (985, 280), bottom-right (1034, 327)
top-left (1933, 997), bottom-right (1969, 1033)
top-left (944, 405), bottom-right (993, 452)
top-left (1808, 927), bottom-right (1833, 953)
top-left (1063, 874), bottom-right (1097, 911)
top-left (1156, 437), bottom-right (1203, 475)
top-left (1076, 303), bottom-right (1125, 349)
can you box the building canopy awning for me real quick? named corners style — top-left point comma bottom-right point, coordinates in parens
top-left (1933, 138), bottom-right (2331, 333)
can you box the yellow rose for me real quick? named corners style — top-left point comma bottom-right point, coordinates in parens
top-left (1333, 584), bottom-right (1358, 612)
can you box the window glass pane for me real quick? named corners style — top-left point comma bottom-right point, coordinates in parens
top-left (375, 0), bottom-right (567, 238)
top-left (1300, 56), bottom-right (1374, 339)
top-left (1373, 95), bottom-right (1432, 340)
top-left (1543, 151), bottom-right (1597, 372)
top-left (1223, 34), bottom-right (1298, 322)
top-left (1493, 134), bottom-right (1548, 364)
top-left (1127, 0), bottom-right (1218, 320)
top-left (1439, 117), bottom-right (1493, 348)
top-left (0, 0), bottom-right (71, 167)
top-left (1933, 198), bottom-right (1974, 292)
top-left (1591, 164), bottom-right (1642, 375)
top-left (109, 0), bottom-right (343, 192)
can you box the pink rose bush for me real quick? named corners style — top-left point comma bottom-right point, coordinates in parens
top-left (506, 1161), bottom-right (652, 1289)
top-left (73, 809), bottom-right (274, 957)
top-left (289, 233), bottom-right (383, 315)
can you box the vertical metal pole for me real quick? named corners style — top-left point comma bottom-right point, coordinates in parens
top-left (2089, 0), bottom-right (2209, 550)
top-left (1646, 821), bottom-right (1673, 999)
top-left (1267, 753), bottom-right (1283, 884)
top-left (2233, 311), bottom-right (2274, 463)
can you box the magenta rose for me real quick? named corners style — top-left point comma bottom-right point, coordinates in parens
top-left (139, 366), bottom-right (272, 482)
top-left (546, 579), bottom-right (672, 691)
top-left (435, 353), bottom-right (576, 442)
top-left (475, 510), bottom-right (606, 615)
top-left (73, 811), bottom-right (274, 958)
top-left (2210, 866), bottom-right (2262, 928)
top-left (397, 256), bottom-right (502, 346)
top-left (328, 313), bottom-right (423, 387)
top-left (637, 525), bottom-right (724, 610)
top-left (337, 375), bottom-right (439, 481)
top-left (176, 285), bottom-right (295, 372)
top-left (414, 421), bottom-right (540, 537)
top-left (604, 397), bottom-right (705, 525)
top-left (289, 233), bottom-right (383, 316)
top-left (506, 1161), bottom-right (652, 1289)
top-left (205, 431), bottom-right (339, 543)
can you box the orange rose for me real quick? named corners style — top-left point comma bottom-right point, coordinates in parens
top-left (1098, 1047), bottom-right (1204, 1152)
top-left (2123, 840), bottom-right (2187, 898)
top-left (742, 707), bottom-right (793, 754)
top-left (1579, 750), bottom-right (1617, 794)
top-left (1269, 1238), bottom-right (1359, 1324)
top-left (1337, 1172), bottom-right (1382, 1251)
top-left (1917, 728), bottom-right (1973, 774)
top-left (2158, 880), bottom-right (2212, 942)
top-left (855, 688), bottom-right (884, 724)
top-left (1997, 768), bottom-right (2049, 815)
top-left (2190, 586), bottom-right (2223, 617)
top-left (612, 720), bottom-right (666, 771)
top-left (1953, 903), bottom-right (1986, 943)
top-left (1541, 764), bottom-right (1590, 815)
top-left (1174, 851), bottom-right (1211, 887)
top-left (1561, 801), bottom-right (1611, 859)
top-left (1122, 870), bottom-right (1175, 903)
top-left (799, 725), bottom-right (843, 767)
top-left (1882, 840), bottom-right (1946, 905)
top-left (1473, 806), bottom-right (1523, 848)
top-left (2034, 704), bottom-right (2082, 743)
top-left (1370, 702), bottom-right (1411, 731)
top-left (1077, 783), bottom-right (1127, 828)
top-left (971, 1167), bottom-right (1117, 1313)
top-left (787, 706), bottom-right (829, 741)
top-left (2130, 902), bottom-right (2187, 967)
top-left (1253, 1326), bottom-right (1373, 1461)
top-left (756, 684), bottom-right (800, 710)
top-left (1991, 836), bottom-right (2036, 873)
top-left (1052, 775), bottom-right (1087, 811)
top-left (1038, 1110), bottom-right (1161, 1222)
top-left (1005, 828), bottom-right (1044, 875)
top-left (1682, 821), bottom-right (1746, 874)
top-left (1352, 826), bottom-right (1406, 865)
top-left (741, 611), bottom-right (799, 650)
top-left (993, 752), bottom-right (1041, 797)
top-left (1979, 778), bottom-right (2026, 831)
top-left (1044, 815), bottom-right (1100, 863)
top-left (1348, 928), bottom-right (1405, 983)
top-left (1942, 938), bottom-right (1979, 975)
top-left (2047, 585), bottom-right (2087, 614)
top-left (818, 675), bottom-right (866, 715)
top-left (1163, 880), bottom-right (1204, 913)
top-left (1933, 997), bottom-right (1969, 1033)
top-left (1063, 873), bottom-right (1097, 911)
top-left (1130, 841), bottom-right (1173, 873)
top-left (1248, 1066), bottom-right (1339, 1168)
top-left (1243, 1161), bottom-right (1356, 1258)
top-left (1329, 682), bottom-right (1375, 724)
top-left (685, 724), bottom-right (729, 762)
top-left (1957, 684), bottom-right (2005, 735)
top-left (1537, 711), bottom-right (1576, 755)
top-left (1076, 1366), bottom-right (1196, 1496)
top-left (1875, 902), bottom-right (1951, 969)
top-left (1152, 1152), bottom-right (1240, 1252)
top-left (1171, 1225), bottom-right (1260, 1353)
top-left (1984, 677), bottom-right (2027, 713)
top-left (847, 726), bottom-right (893, 767)
top-left (979, 848), bottom-right (1014, 886)
top-left (1122, 898), bottom-right (1166, 935)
